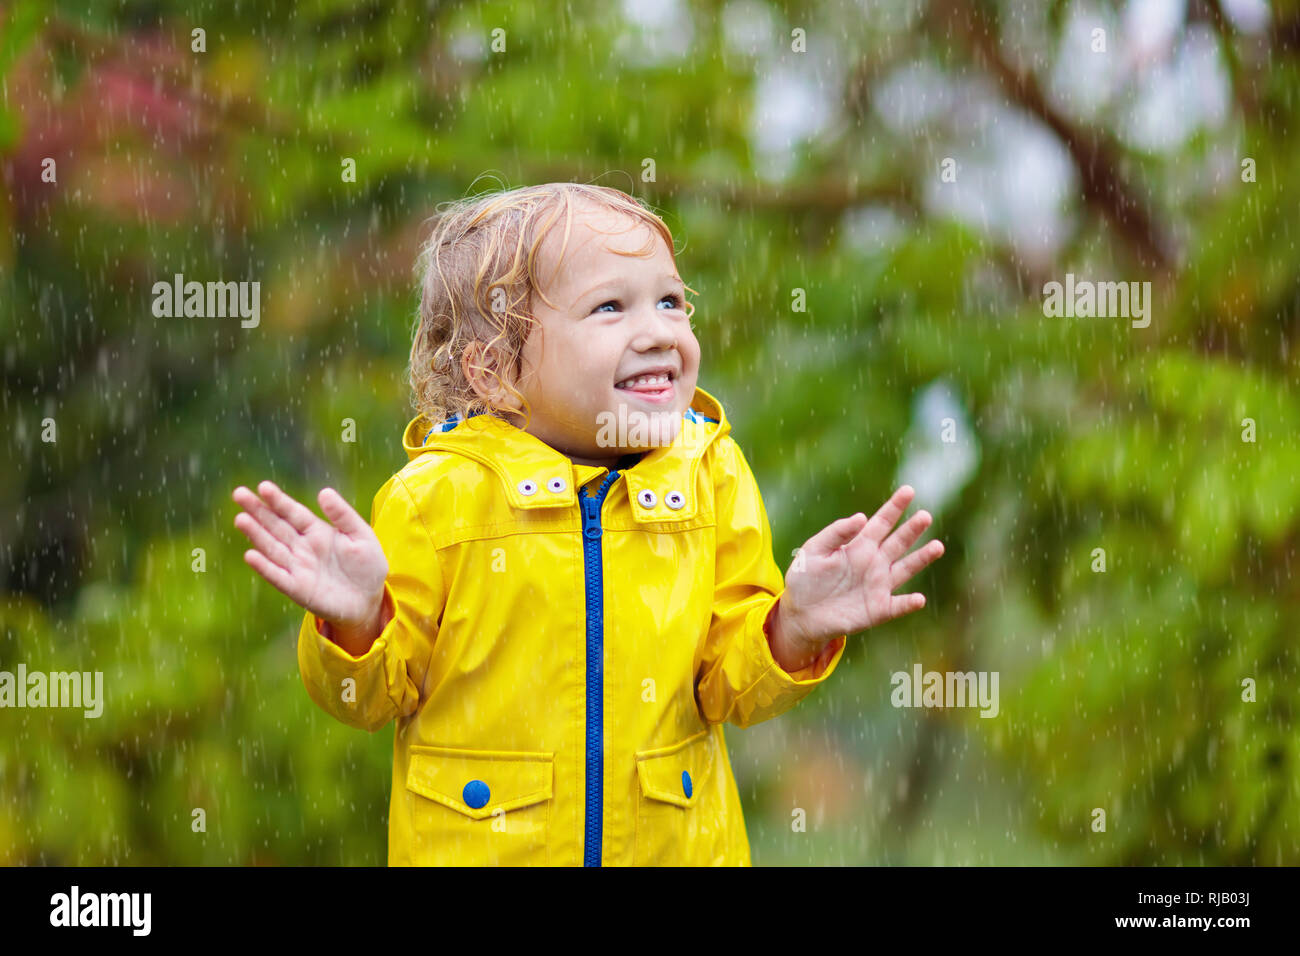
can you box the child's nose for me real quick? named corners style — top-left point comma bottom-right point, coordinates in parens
top-left (628, 306), bottom-right (680, 348)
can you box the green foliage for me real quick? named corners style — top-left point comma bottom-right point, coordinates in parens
top-left (3, 0), bottom-right (1298, 865)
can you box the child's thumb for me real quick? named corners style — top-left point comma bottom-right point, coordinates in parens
top-left (318, 487), bottom-right (368, 536)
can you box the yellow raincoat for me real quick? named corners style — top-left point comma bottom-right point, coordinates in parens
top-left (296, 386), bottom-right (847, 865)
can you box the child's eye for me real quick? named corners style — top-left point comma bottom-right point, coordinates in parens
top-left (590, 294), bottom-right (684, 315)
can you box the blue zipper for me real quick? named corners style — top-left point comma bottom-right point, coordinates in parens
top-left (580, 468), bottom-right (621, 867)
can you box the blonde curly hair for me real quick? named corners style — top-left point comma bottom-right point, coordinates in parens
top-left (409, 181), bottom-right (696, 431)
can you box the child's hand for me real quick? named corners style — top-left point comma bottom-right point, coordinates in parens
top-left (232, 481), bottom-right (389, 634)
top-left (772, 485), bottom-right (944, 662)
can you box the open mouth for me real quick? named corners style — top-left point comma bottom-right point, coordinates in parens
top-left (614, 370), bottom-right (676, 402)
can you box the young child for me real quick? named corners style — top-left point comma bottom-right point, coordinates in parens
top-left (232, 182), bottom-right (944, 866)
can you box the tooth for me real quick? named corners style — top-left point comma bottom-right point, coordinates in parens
top-left (617, 372), bottom-right (670, 389)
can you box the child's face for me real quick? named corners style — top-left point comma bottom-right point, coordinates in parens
top-left (494, 204), bottom-right (701, 468)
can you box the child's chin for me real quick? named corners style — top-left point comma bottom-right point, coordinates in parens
top-left (597, 406), bottom-right (681, 449)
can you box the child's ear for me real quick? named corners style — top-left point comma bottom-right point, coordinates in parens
top-left (462, 341), bottom-right (521, 411)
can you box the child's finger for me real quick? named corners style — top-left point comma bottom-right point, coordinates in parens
top-left (860, 485), bottom-right (915, 545)
top-left (886, 592), bottom-right (926, 619)
top-left (234, 511), bottom-right (296, 569)
top-left (258, 480), bottom-right (318, 535)
top-left (318, 487), bottom-right (370, 538)
top-left (243, 547), bottom-right (299, 601)
top-left (233, 485), bottom-right (301, 550)
top-left (879, 509), bottom-right (933, 564)
top-left (805, 512), bottom-right (867, 556)
top-left (888, 539), bottom-right (945, 590)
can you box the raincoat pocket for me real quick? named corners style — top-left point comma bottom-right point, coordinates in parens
top-left (404, 744), bottom-right (554, 865)
top-left (632, 728), bottom-right (720, 865)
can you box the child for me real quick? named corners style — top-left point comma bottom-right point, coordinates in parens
top-left (232, 182), bottom-right (944, 866)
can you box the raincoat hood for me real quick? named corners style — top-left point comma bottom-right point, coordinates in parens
top-left (400, 386), bottom-right (729, 523)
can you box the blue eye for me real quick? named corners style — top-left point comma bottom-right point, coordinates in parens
top-left (590, 293), bottom-right (685, 315)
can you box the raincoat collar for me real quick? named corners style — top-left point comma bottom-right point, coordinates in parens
top-left (401, 386), bottom-right (728, 524)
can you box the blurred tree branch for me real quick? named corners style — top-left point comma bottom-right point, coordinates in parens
top-left (932, 0), bottom-right (1174, 275)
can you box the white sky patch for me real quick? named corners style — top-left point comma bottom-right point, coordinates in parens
top-left (448, 28), bottom-right (488, 62)
top-left (1120, 24), bottom-right (1229, 152)
top-left (872, 61), bottom-right (953, 135)
top-left (871, 62), bottom-right (1074, 268)
top-left (618, 0), bottom-right (694, 65)
top-left (840, 205), bottom-right (906, 256)
top-left (750, 62), bottom-right (841, 181)
top-left (1122, 0), bottom-right (1186, 69)
top-left (1222, 0), bottom-right (1269, 33)
top-left (721, 0), bottom-right (777, 58)
top-left (1048, 2), bottom-right (1123, 119)
top-left (894, 380), bottom-right (979, 518)
top-left (923, 103), bottom-right (1075, 270)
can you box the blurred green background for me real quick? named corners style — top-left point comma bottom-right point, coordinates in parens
top-left (2, 0), bottom-right (1298, 865)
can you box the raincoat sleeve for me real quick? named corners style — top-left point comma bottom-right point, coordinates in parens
top-left (695, 436), bottom-right (847, 730)
top-left (296, 472), bottom-right (445, 733)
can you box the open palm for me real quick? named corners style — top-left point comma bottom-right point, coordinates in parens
top-left (232, 480), bottom-right (388, 627)
top-left (782, 485), bottom-right (944, 644)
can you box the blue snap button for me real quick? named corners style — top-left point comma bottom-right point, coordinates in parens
top-left (463, 779), bottom-right (490, 809)
top-left (681, 770), bottom-right (692, 799)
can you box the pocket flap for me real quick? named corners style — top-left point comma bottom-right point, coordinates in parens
top-left (406, 744), bottom-right (554, 821)
top-left (635, 728), bottom-right (715, 809)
